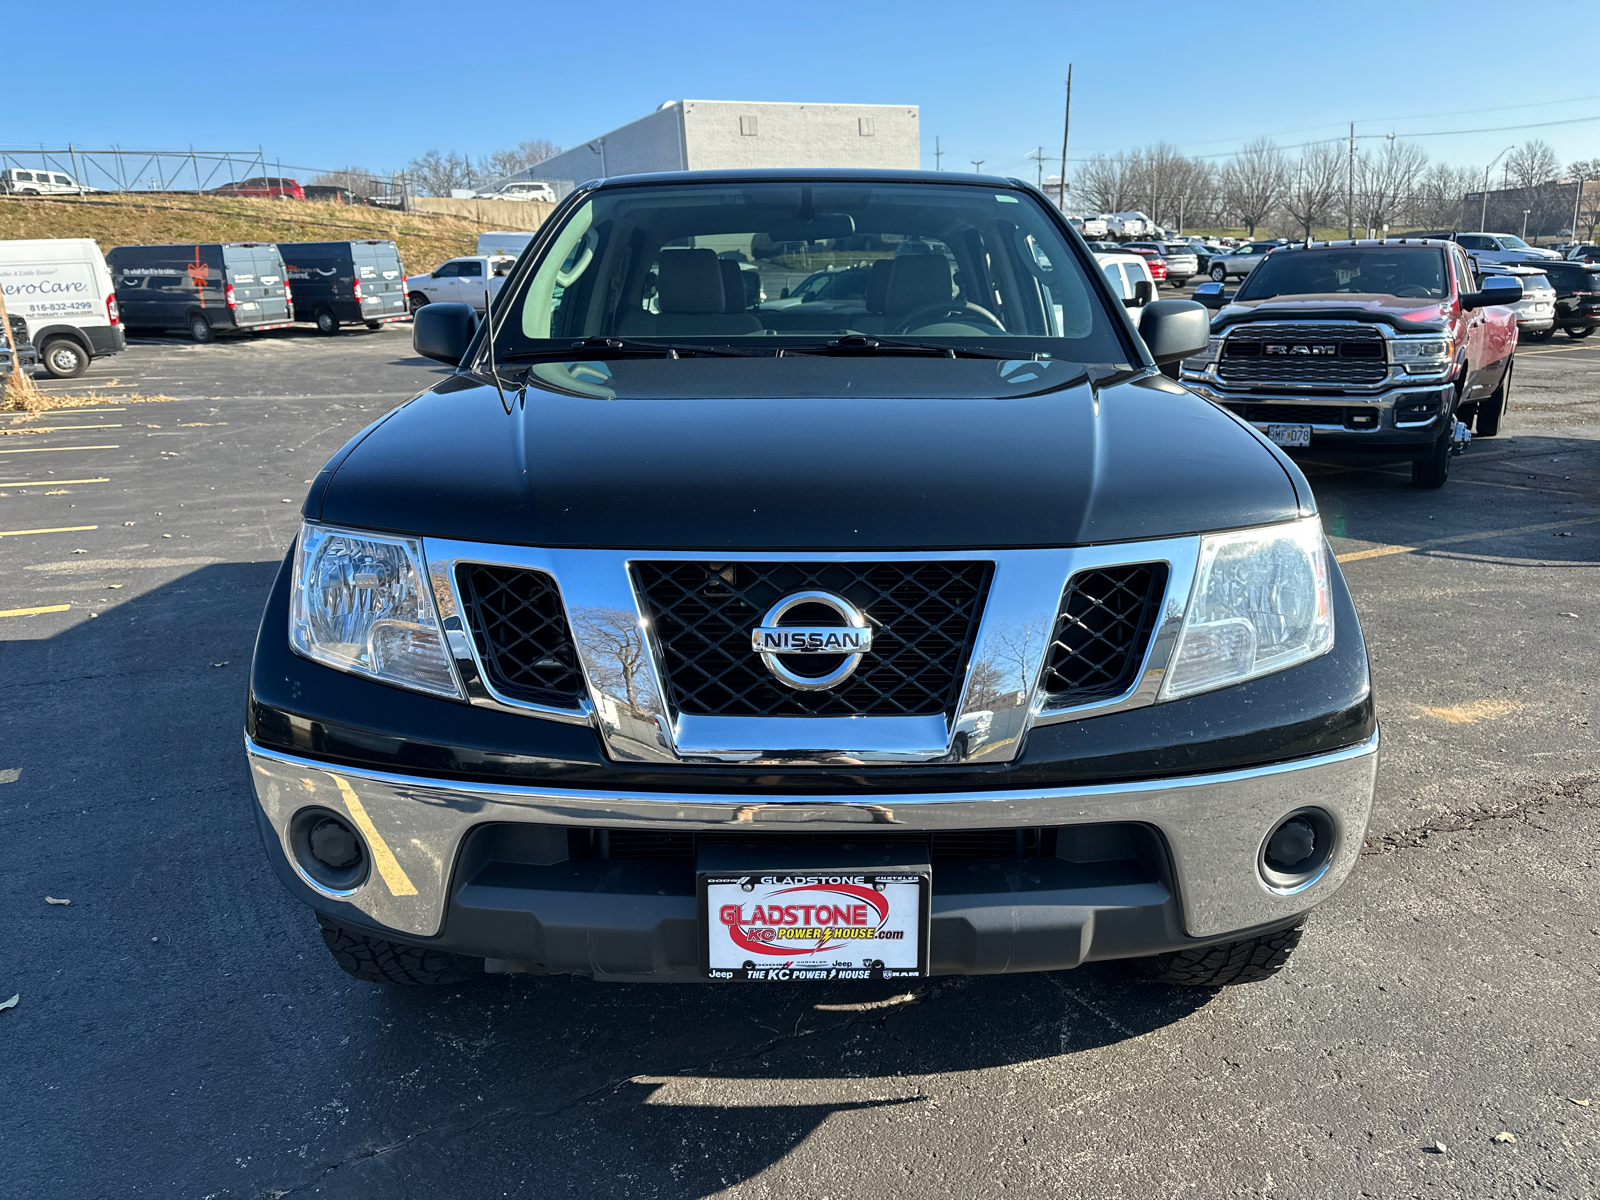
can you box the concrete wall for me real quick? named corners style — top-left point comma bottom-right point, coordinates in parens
top-left (681, 101), bottom-right (918, 171)
top-left (515, 106), bottom-right (686, 191)
top-left (411, 196), bottom-right (555, 228)
top-left (505, 100), bottom-right (919, 190)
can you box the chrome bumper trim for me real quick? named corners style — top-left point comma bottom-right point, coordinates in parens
top-left (246, 728), bottom-right (1379, 943)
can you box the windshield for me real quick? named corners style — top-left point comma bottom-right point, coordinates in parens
top-left (1234, 247), bottom-right (1449, 301)
top-left (497, 181), bottom-right (1125, 360)
top-left (1498, 235), bottom-right (1530, 249)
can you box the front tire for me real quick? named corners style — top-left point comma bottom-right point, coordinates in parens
top-left (1476, 361), bottom-right (1511, 437)
top-left (1412, 428), bottom-right (1452, 488)
top-left (188, 314), bottom-right (214, 344)
top-left (316, 914), bottom-right (480, 986)
top-left (40, 338), bottom-right (89, 379)
top-left (1133, 923), bottom-right (1303, 986)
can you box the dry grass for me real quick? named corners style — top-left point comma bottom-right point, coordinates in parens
top-left (1, 373), bottom-right (178, 412)
top-left (0, 193), bottom-right (500, 275)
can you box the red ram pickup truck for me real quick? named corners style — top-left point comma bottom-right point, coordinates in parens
top-left (1181, 239), bottom-right (1522, 487)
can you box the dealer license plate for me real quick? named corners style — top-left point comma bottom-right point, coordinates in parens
top-left (701, 867), bottom-right (928, 981)
top-left (1267, 423), bottom-right (1312, 448)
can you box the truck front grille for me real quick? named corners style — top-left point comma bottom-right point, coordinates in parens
top-left (1041, 563), bottom-right (1168, 706)
top-left (633, 560), bottom-right (991, 718)
top-left (1218, 323), bottom-right (1387, 387)
top-left (456, 564), bottom-right (585, 708)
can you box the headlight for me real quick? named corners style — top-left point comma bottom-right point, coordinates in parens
top-left (1161, 519), bottom-right (1334, 701)
top-left (1182, 335), bottom-right (1225, 372)
top-left (289, 522), bottom-right (461, 697)
top-left (1390, 338), bottom-right (1451, 373)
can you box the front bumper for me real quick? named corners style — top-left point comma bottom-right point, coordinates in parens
top-left (1182, 377), bottom-right (1454, 450)
top-left (247, 730), bottom-right (1379, 979)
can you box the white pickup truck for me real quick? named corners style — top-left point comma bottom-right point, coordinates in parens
top-left (405, 256), bottom-right (516, 314)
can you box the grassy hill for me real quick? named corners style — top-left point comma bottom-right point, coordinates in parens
top-left (0, 193), bottom-right (501, 276)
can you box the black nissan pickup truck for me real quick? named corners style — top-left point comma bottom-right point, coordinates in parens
top-left (247, 169), bottom-right (1378, 991)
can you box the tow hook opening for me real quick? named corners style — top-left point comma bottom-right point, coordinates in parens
top-left (290, 807), bottom-right (369, 892)
top-left (1258, 807), bottom-right (1336, 894)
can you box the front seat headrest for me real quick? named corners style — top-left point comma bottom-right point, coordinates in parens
top-left (657, 248), bottom-right (725, 314)
top-left (885, 254), bottom-right (953, 318)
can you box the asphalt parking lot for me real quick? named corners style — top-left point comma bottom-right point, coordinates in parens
top-left (4, 324), bottom-right (1598, 1198)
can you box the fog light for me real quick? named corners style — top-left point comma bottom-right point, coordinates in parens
top-left (1258, 808), bottom-right (1335, 893)
top-left (309, 817), bottom-right (360, 869)
top-left (289, 807), bottom-right (369, 893)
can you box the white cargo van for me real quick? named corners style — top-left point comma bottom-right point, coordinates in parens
top-left (0, 239), bottom-right (124, 377)
top-left (475, 231), bottom-right (535, 257)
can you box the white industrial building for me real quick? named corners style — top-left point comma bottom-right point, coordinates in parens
top-left (507, 101), bottom-right (920, 196)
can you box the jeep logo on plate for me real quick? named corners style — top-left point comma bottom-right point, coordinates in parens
top-left (1266, 344), bottom-right (1337, 356)
top-left (750, 591), bottom-right (873, 691)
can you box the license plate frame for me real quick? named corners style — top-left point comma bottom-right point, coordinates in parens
top-left (1267, 423), bottom-right (1312, 448)
top-left (697, 843), bottom-right (930, 982)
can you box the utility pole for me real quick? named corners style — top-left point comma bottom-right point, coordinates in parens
top-left (1028, 146), bottom-right (1047, 189)
top-left (1573, 175), bottom-right (1586, 243)
top-left (1059, 65), bottom-right (1073, 211)
top-left (935, 137), bottom-right (943, 171)
top-left (1346, 123), bottom-right (1355, 240)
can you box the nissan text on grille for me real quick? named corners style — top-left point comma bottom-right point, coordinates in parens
top-left (248, 169), bottom-right (1377, 990)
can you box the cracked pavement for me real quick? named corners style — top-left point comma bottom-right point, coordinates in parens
top-left (2, 327), bottom-right (1597, 1197)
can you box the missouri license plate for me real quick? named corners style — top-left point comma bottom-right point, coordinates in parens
top-left (1267, 423), bottom-right (1312, 448)
top-left (701, 867), bottom-right (928, 981)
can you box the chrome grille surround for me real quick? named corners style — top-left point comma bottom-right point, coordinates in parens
top-left (421, 537), bottom-right (1204, 767)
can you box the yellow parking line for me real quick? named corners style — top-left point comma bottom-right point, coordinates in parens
top-left (10, 407), bottom-right (128, 416)
top-left (1336, 515), bottom-right (1600, 563)
top-left (0, 604), bottom-right (70, 618)
top-left (0, 525), bottom-right (98, 538)
top-left (331, 775), bottom-right (418, 897)
top-left (0, 478), bottom-right (110, 486)
top-left (0, 425), bottom-right (123, 434)
top-left (0, 445), bottom-right (119, 455)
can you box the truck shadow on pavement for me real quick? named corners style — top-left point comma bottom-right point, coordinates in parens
top-left (2, 562), bottom-right (1215, 1200)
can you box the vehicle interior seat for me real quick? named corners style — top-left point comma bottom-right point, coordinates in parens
top-left (718, 258), bottom-right (753, 314)
top-left (884, 255), bottom-right (956, 328)
top-left (845, 259), bottom-right (895, 333)
top-left (621, 249), bottom-right (764, 336)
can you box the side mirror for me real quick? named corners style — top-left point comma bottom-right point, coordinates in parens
top-left (1192, 281), bottom-right (1233, 309)
top-left (1138, 299), bottom-right (1211, 365)
top-left (1463, 276), bottom-right (1524, 310)
top-left (779, 286), bottom-right (790, 299)
top-left (1121, 279), bottom-right (1154, 308)
top-left (413, 301), bottom-right (478, 365)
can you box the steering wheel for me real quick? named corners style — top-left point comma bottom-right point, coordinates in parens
top-left (891, 301), bottom-right (1004, 335)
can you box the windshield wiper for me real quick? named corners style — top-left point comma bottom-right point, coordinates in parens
top-left (781, 335), bottom-right (1020, 360)
top-left (502, 337), bottom-right (771, 361)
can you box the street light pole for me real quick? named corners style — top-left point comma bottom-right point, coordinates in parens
top-left (1481, 146), bottom-right (1514, 231)
top-left (971, 160), bottom-right (984, 173)
top-left (1522, 209), bottom-right (1531, 241)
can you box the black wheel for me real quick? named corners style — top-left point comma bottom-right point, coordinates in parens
top-left (1411, 429), bottom-right (1452, 488)
top-left (39, 337), bottom-right (88, 379)
top-left (1133, 923), bottom-right (1303, 987)
top-left (316, 914), bottom-right (480, 986)
top-left (408, 291), bottom-right (429, 314)
top-left (314, 308), bottom-right (340, 335)
top-left (1476, 360), bottom-right (1511, 437)
top-left (1565, 324), bottom-right (1595, 339)
top-left (188, 314), bottom-right (214, 344)
top-left (365, 320), bottom-right (382, 330)
top-left (1209, 263), bottom-right (1227, 282)
top-left (1522, 327), bottom-right (1556, 342)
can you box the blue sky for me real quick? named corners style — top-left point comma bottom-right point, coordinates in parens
top-left (8, 0), bottom-right (1599, 181)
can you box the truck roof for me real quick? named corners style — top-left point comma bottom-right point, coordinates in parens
top-left (584, 167), bottom-right (1019, 190)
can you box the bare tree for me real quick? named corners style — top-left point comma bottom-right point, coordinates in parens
top-left (1409, 162), bottom-right (1479, 230)
top-left (1222, 138), bottom-right (1288, 236)
top-left (1568, 161), bottom-right (1600, 239)
top-left (480, 139), bottom-right (563, 182)
top-left (1506, 139), bottom-right (1560, 190)
top-left (1352, 138), bottom-right (1427, 233)
top-left (405, 149), bottom-right (480, 197)
top-left (1282, 143), bottom-right (1345, 240)
top-left (570, 606), bottom-right (655, 714)
top-left (988, 615), bottom-right (1050, 700)
top-left (1073, 152), bottom-right (1138, 214)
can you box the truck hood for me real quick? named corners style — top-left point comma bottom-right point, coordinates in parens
top-left (313, 357), bottom-right (1303, 550)
top-left (1214, 294), bottom-right (1451, 332)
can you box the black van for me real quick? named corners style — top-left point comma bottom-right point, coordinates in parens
top-left (278, 240), bottom-right (408, 334)
top-left (107, 243), bottom-right (293, 343)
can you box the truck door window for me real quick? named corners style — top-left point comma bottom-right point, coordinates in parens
top-left (458, 261), bottom-right (484, 277)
